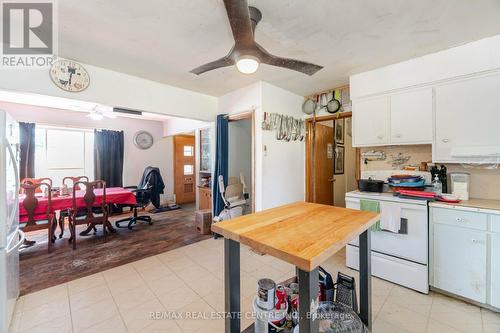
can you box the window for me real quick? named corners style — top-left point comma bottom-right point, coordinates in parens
top-left (183, 164), bottom-right (194, 175)
top-left (34, 127), bottom-right (94, 185)
top-left (183, 145), bottom-right (194, 157)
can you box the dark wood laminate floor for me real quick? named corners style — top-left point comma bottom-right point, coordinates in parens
top-left (19, 204), bottom-right (211, 295)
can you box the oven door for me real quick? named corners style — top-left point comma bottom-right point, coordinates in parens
top-left (346, 197), bottom-right (428, 265)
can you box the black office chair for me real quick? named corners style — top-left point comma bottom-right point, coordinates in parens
top-left (115, 185), bottom-right (153, 230)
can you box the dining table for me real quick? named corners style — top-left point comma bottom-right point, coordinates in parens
top-left (19, 187), bottom-right (137, 238)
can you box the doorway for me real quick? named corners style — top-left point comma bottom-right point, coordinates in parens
top-left (174, 134), bottom-right (196, 204)
top-left (227, 111), bottom-right (255, 214)
top-left (305, 113), bottom-right (359, 207)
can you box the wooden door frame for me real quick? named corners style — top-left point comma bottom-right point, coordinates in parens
top-left (227, 110), bottom-right (256, 213)
top-left (305, 112), bottom-right (360, 202)
top-left (173, 134), bottom-right (196, 204)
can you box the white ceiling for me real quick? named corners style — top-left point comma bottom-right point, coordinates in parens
top-left (58, 0), bottom-right (500, 97)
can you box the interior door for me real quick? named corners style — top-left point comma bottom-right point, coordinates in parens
top-left (174, 135), bottom-right (196, 204)
top-left (312, 123), bottom-right (334, 205)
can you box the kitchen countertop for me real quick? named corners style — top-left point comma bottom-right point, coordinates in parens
top-left (211, 201), bottom-right (379, 271)
top-left (429, 198), bottom-right (500, 212)
top-left (346, 190), bottom-right (429, 205)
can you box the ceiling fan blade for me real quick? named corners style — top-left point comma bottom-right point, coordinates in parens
top-left (256, 44), bottom-right (323, 76)
top-left (223, 0), bottom-right (254, 47)
top-left (261, 55), bottom-right (323, 76)
top-left (190, 56), bottom-right (234, 75)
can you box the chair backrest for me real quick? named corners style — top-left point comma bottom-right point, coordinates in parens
top-left (20, 182), bottom-right (51, 228)
top-left (63, 176), bottom-right (89, 190)
top-left (136, 186), bottom-right (153, 207)
top-left (20, 177), bottom-right (53, 194)
top-left (72, 180), bottom-right (106, 218)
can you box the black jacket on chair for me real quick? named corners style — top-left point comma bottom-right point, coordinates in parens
top-left (138, 166), bottom-right (165, 208)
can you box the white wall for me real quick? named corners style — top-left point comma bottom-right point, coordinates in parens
top-left (0, 61), bottom-right (217, 121)
top-left (163, 117), bottom-right (209, 137)
top-left (2, 102), bottom-right (175, 202)
top-left (260, 82), bottom-right (305, 210)
top-left (218, 81), bottom-right (304, 211)
top-left (350, 34), bottom-right (500, 99)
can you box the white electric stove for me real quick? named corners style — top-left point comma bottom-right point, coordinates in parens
top-left (345, 171), bottom-right (431, 294)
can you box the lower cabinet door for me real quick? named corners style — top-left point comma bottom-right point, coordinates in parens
top-left (433, 223), bottom-right (487, 303)
top-left (491, 234), bottom-right (500, 308)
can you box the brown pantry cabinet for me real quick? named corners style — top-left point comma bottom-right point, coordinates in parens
top-left (198, 186), bottom-right (212, 210)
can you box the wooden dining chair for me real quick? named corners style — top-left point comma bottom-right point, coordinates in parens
top-left (20, 177), bottom-right (53, 194)
top-left (20, 183), bottom-right (56, 253)
top-left (58, 176), bottom-right (90, 238)
top-left (68, 180), bottom-right (108, 250)
top-left (62, 176), bottom-right (89, 190)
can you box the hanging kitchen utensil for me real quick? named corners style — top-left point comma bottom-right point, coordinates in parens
top-left (315, 94), bottom-right (322, 113)
top-left (276, 115), bottom-right (282, 140)
top-left (302, 97), bottom-right (316, 115)
top-left (261, 112), bottom-right (268, 130)
top-left (320, 92), bottom-right (328, 108)
top-left (326, 90), bottom-right (341, 113)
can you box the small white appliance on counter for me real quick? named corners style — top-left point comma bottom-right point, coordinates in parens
top-left (449, 172), bottom-right (470, 200)
top-left (345, 170), bottom-right (430, 294)
top-left (0, 110), bottom-right (22, 332)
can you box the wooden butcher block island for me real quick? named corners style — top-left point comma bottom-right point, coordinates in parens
top-left (212, 201), bottom-right (380, 333)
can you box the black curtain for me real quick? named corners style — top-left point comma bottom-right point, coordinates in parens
top-left (213, 115), bottom-right (228, 216)
top-left (19, 122), bottom-right (35, 180)
top-left (94, 129), bottom-right (124, 187)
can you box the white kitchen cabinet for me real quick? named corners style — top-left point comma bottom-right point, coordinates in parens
top-left (390, 88), bottom-right (433, 144)
top-left (352, 95), bottom-right (389, 146)
top-left (434, 73), bottom-right (500, 163)
top-left (432, 222), bottom-right (487, 303)
top-left (491, 233), bottom-right (500, 308)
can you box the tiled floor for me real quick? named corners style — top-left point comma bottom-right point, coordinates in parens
top-left (9, 238), bottom-right (500, 333)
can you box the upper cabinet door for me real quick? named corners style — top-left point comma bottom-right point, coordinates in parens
top-left (434, 73), bottom-right (500, 163)
top-left (390, 88), bottom-right (433, 144)
top-left (352, 95), bottom-right (389, 146)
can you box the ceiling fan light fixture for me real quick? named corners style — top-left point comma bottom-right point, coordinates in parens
top-left (236, 56), bottom-right (259, 74)
top-left (89, 111), bottom-right (104, 120)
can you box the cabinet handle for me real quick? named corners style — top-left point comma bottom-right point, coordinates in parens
top-left (456, 217), bottom-right (465, 222)
top-left (377, 135), bottom-right (383, 140)
top-left (442, 138), bottom-right (449, 143)
top-left (471, 239), bottom-right (484, 244)
top-left (395, 134), bottom-right (401, 138)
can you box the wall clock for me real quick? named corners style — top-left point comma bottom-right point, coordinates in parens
top-left (49, 60), bottom-right (90, 92)
top-left (134, 131), bottom-right (154, 150)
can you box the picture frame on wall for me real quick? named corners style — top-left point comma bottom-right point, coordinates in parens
top-left (334, 145), bottom-right (345, 175)
top-left (335, 119), bottom-right (344, 145)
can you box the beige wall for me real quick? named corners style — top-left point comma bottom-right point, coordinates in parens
top-left (359, 144), bottom-right (500, 200)
top-left (360, 145), bottom-right (432, 171)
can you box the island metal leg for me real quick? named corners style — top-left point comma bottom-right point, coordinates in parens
top-left (224, 238), bottom-right (240, 333)
top-left (298, 267), bottom-right (319, 333)
top-left (359, 229), bottom-right (372, 330)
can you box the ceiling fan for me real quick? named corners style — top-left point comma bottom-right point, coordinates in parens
top-left (70, 103), bottom-right (116, 120)
top-left (190, 0), bottom-right (323, 76)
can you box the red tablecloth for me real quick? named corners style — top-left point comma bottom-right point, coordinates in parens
top-left (19, 187), bottom-right (137, 222)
